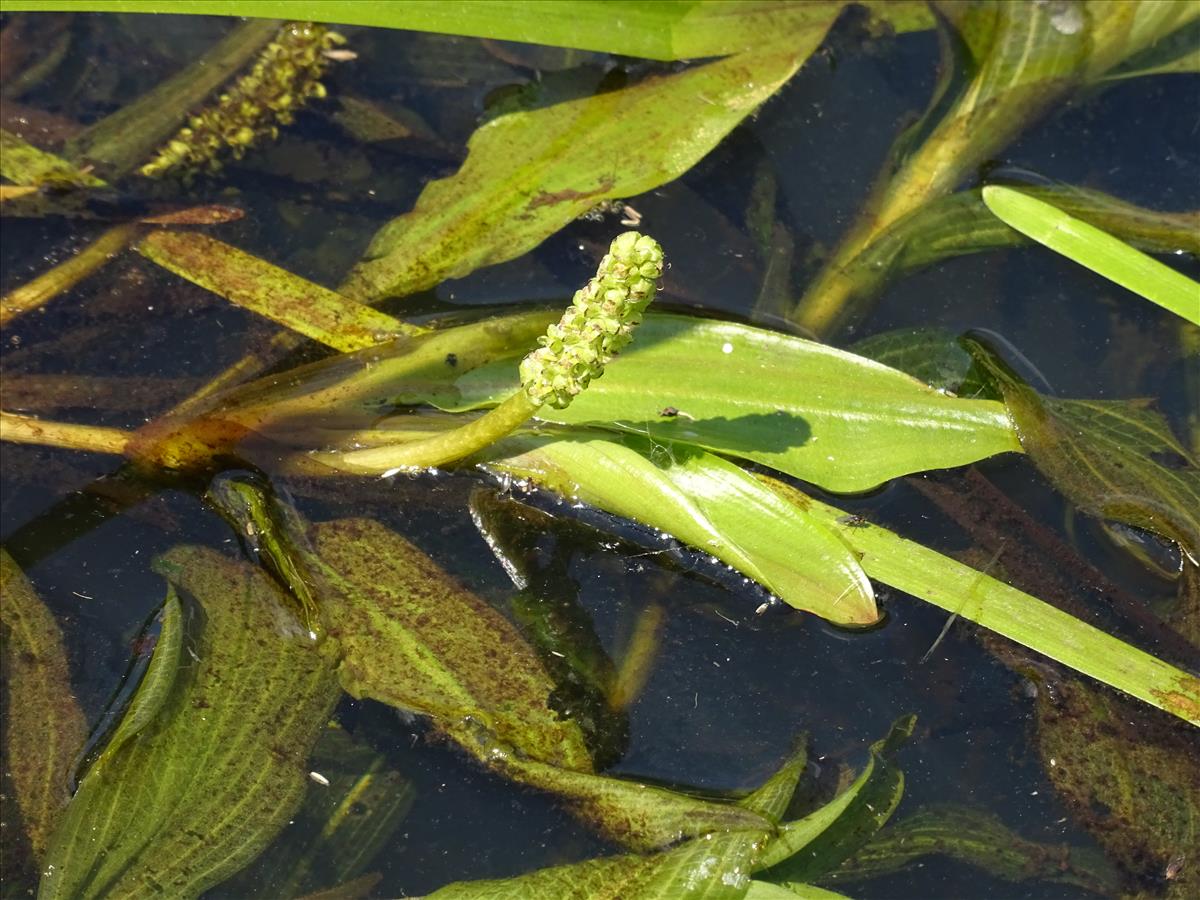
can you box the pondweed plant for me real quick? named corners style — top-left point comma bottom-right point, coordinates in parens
top-left (1, 3), bottom-right (1198, 899)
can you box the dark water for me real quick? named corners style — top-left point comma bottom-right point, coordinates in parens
top-left (2, 10), bottom-right (1197, 899)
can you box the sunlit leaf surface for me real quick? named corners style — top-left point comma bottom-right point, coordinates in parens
top-left (982, 185), bottom-right (1200, 325)
top-left (341, 30), bottom-right (832, 301)
top-left (0, 549), bottom-right (87, 860)
top-left (761, 478), bottom-right (1200, 727)
top-left (39, 547), bottom-right (342, 900)
top-left (488, 433), bottom-right (879, 625)
top-left (452, 314), bottom-right (1022, 493)
top-left (0, 1), bottom-right (933, 61)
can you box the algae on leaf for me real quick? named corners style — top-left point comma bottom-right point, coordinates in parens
top-left (0, 549), bottom-right (87, 862)
top-left (38, 547), bottom-right (343, 900)
top-left (340, 23), bottom-right (834, 302)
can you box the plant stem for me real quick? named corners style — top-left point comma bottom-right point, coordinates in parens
top-left (0, 223), bottom-right (140, 327)
top-left (0, 411), bottom-right (131, 455)
top-left (319, 391), bottom-right (539, 474)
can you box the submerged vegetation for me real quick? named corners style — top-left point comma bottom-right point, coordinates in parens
top-left (1, 2), bottom-right (1198, 898)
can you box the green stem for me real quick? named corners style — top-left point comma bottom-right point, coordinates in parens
top-left (323, 390), bottom-right (540, 474)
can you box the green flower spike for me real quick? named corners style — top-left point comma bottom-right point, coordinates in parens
top-left (328, 232), bottom-right (664, 474)
top-left (140, 22), bottom-right (345, 179)
top-left (520, 231), bottom-right (664, 410)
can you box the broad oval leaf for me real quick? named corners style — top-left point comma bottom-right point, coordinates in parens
top-left (340, 30), bottom-right (832, 301)
top-left (487, 432), bottom-right (878, 625)
top-left (39, 547), bottom-right (343, 900)
top-left (453, 314), bottom-right (1023, 493)
top-left (296, 517), bottom-right (594, 772)
top-left (0, 549), bottom-right (87, 861)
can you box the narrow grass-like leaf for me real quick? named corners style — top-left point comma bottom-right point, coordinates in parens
top-left (982, 185), bottom-right (1200, 325)
top-left (966, 336), bottom-right (1200, 564)
top-left (757, 716), bottom-right (913, 880)
top-left (0, 1), bottom-right (933, 61)
top-left (0, 549), bottom-right (87, 860)
top-left (762, 478), bottom-right (1200, 728)
top-left (295, 517), bottom-right (593, 773)
top-left (137, 231), bottom-right (420, 351)
top-left (39, 547), bottom-right (342, 900)
top-left (488, 434), bottom-right (878, 625)
top-left (450, 314), bottom-right (1022, 493)
top-left (340, 29), bottom-right (831, 301)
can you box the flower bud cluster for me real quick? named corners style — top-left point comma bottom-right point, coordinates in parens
top-left (519, 232), bottom-right (663, 409)
top-left (140, 23), bottom-right (345, 179)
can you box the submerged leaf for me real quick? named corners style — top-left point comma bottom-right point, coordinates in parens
top-left (341, 27), bottom-right (832, 301)
top-left (0, 129), bottom-right (105, 188)
top-left (757, 716), bottom-right (913, 882)
top-left (1033, 677), bottom-right (1200, 898)
top-left (39, 547), bottom-right (342, 900)
top-left (296, 517), bottom-right (593, 772)
top-left (452, 314), bottom-right (1022, 493)
top-left (833, 804), bottom-right (1120, 895)
top-left (0, 549), bottom-right (87, 861)
top-left (966, 337), bottom-right (1200, 565)
top-left (488, 433), bottom-right (878, 625)
top-left (137, 231), bottom-right (420, 351)
top-left (425, 826), bottom-right (763, 900)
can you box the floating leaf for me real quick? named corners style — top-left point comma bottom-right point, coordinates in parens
top-left (340, 28), bottom-right (833, 301)
top-left (757, 716), bottom-right (913, 882)
top-left (488, 433), bottom-right (878, 625)
top-left (450, 314), bottom-right (1022, 493)
top-left (982, 185), bottom-right (1200, 325)
top-left (0, 549), bottom-right (87, 861)
top-left (832, 804), bottom-right (1120, 895)
top-left (137, 231), bottom-right (419, 351)
top-left (39, 547), bottom-right (342, 900)
top-left (296, 517), bottom-right (593, 772)
top-left (761, 477), bottom-right (1200, 727)
top-left (966, 336), bottom-right (1200, 564)
top-left (0, 1), bottom-right (933, 61)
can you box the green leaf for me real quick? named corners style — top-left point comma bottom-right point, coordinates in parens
top-left (0, 1), bottom-right (933, 61)
top-left (39, 547), bottom-right (343, 900)
top-left (965, 336), bottom-right (1200, 564)
top-left (488, 433), bottom-right (879, 625)
top-left (757, 716), bottom-right (913, 881)
top-left (136, 231), bottom-right (421, 351)
top-left (832, 804), bottom-right (1120, 895)
top-left (340, 30), bottom-right (832, 302)
top-left (745, 880), bottom-right (852, 899)
top-left (0, 129), bottom-right (105, 187)
top-left (0, 549), bottom-right (88, 861)
top-left (1032, 676), bottom-right (1200, 896)
top-left (425, 826), bottom-right (764, 899)
top-left (295, 517), bottom-right (594, 773)
top-left (451, 314), bottom-right (1023, 493)
top-left (738, 743), bottom-right (809, 825)
top-left (762, 477), bottom-right (1200, 728)
top-left (982, 185), bottom-right (1200, 325)
top-left (223, 724), bottom-right (414, 898)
